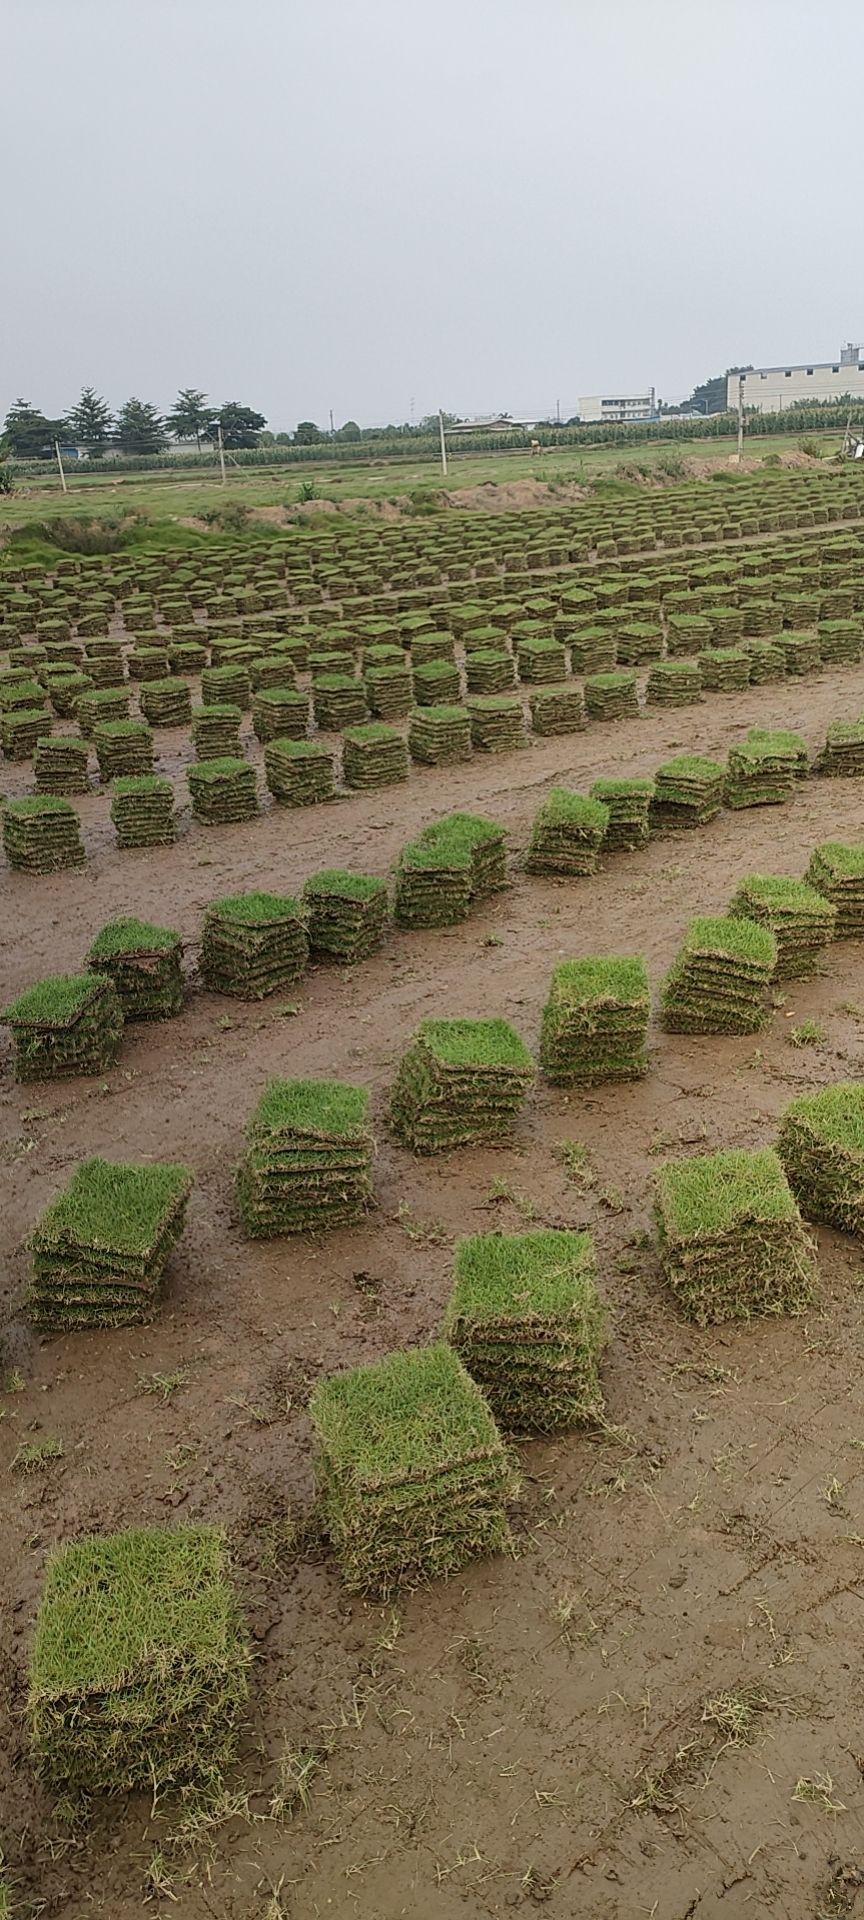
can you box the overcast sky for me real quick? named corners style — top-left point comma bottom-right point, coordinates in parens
top-left (5, 0), bottom-right (861, 431)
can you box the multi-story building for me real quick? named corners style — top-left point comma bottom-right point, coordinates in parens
top-left (578, 389), bottom-right (656, 424)
top-left (730, 344), bottom-right (864, 412)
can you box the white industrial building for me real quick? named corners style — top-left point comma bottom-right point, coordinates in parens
top-left (578, 389), bottom-right (656, 424)
top-left (730, 344), bottom-right (864, 412)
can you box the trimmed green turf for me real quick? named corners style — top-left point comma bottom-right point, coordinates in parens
top-left (417, 1017), bottom-right (533, 1071)
top-left (310, 1342), bottom-right (507, 1482)
top-left (88, 917), bottom-right (180, 959)
top-left (658, 1147), bottom-right (799, 1237)
top-left (31, 1157), bottom-right (193, 1259)
top-left (249, 1076), bottom-right (370, 1141)
top-left (4, 973), bottom-right (107, 1027)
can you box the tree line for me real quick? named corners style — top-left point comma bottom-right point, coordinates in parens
top-left (0, 390), bottom-right (275, 460)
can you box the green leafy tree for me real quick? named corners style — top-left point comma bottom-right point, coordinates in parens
top-left (204, 402), bottom-right (266, 450)
top-left (294, 419), bottom-right (322, 444)
top-left (165, 388), bottom-right (215, 450)
top-left (1, 400), bottom-right (66, 459)
top-left (334, 420), bottom-right (362, 442)
top-left (65, 387), bottom-right (115, 455)
top-left (114, 398), bottom-right (167, 456)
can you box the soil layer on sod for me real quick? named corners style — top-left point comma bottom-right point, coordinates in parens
top-left (389, 1017), bottom-right (534, 1152)
top-left (236, 1076), bottom-right (373, 1237)
top-left (540, 957), bottom-right (650, 1085)
top-left (444, 1229), bottom-right (607, 1432)
top-left (28, 1525), bottom-right (249, 1791)
top-left (200, 892), bottom-right (308, 998)
top-left (655, 1146), bottom-right (817, 1325)
top-left (2, 972), bottom-right (123, 1080)
top-left (309, 1342), bottom-right (518, 1594)
top-left (27, 1156), bottom-right (193, 1329)
top-left (88, 918), bottom-right (184, 1020)
top-left (778, 1082), bottom-right (864, 1238)
top-left (661, 915), bottom-right (777, 1033)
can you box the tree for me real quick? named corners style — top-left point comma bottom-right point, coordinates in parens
top-left (165, 388), bottom-right (216, 450)
top-left (114, 398), bottom-right (167, 456)
top-left (417, 412), bottom-right (460, 434)
top-left (1, 399), bottom-right (65, 459)
top-left (334, 420), bottom-right (362, 442)
top-left (204, 402), bottom-right (266, 450)
top-left (293, 420), bottom-right (322, 444)
top-left (65, 386), bottom-right (115, 455)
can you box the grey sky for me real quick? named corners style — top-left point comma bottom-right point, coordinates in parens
top-left (5, 0), bottom-right (861, 432)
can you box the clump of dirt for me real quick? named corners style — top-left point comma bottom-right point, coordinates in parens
top-left (444, 477), bottom-right (587, 512)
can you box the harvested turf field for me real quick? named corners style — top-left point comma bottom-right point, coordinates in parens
top-left (8, 592), bottom-right (864, 1920)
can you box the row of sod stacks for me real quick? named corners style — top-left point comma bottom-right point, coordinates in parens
top-left (88, 918), bottom-right (184, 1020)
top-left (309, 1342), bottom-right (517, 1595)
top-left (94, 720), bottom-right (154, 779)
top-left (660, 916), bottom-right (777, 1033)
top-left (408, 703), bottom-right (472, 763)
top-left (389, 1018), bottom-right (534, 1152)
top-left (806, 842), bottom-right (864, 937)
top-left (651, 756), bottom-right (725, 830)
top-left (3, 974), bottom-right (123, 1080)
top-left (342, 723), bottom-right (409, 789)
top-left (191, 704), bottom-right (242, 759)
top-left (187, 757), bottom-right (258, 823)
top-left (236, 1078), bottom-right (373, 1236)
top-left (394, 812), bottom-right (506, 928)
top-left (529, 684), bottom-right (586, 735)
top-left (590, 777), bottom-right (653, 851)
top-left (729, 874), bottom-right (837, 978)
top-left (540, 957), bottom-right (650, 1085)
top-left (110, 775), bottom-right (176, 848)
top-left (2, 797), bottom-right (85, 872)
top-left (33, 735), bottom-right (90, 794)
top-left (445, 1230), bottom-right (607, 1433)
top-left (654, 1146), bottom-right (817, 1325)
top-left (28, 1525), bottom-right (249, 1790)
top-left (525, 788), bottom-right (609, 876)
top-left (303, 870), bottom-right (389, 963)
top-left (200, 893), bottom-right (308, 997)
top-left (645, 660), bottom-right (703, 707)
top-left (778, 1082), bottom-right (864, 1237)
top-left (264, 738), bottom-right (335, 805)
top-left (27, 1157), bottom-right (193, 1329)
top-left (724, 730), bottom-right (803, 808)
top-left (817, 721), bottom-right (864, 776)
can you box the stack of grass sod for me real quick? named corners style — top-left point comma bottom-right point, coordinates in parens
top-left (364, 660), bottom-right (412, 720)
top-left (665, 612), bottom-right (711, 657)
top-left (26, 1156), bottom-right (193, 1329)
top-left (817, 618), bottom-right (862, 666)
top-left (187, 757), bottom-right (258, 825)
top-left (466, 694), bottom-right (526, 751)
top-left (746, 725), bottom-right (809, 779)
top-left (251, 688), bottom-right (309, 743)
top-left (139, 677), bottom-right (193, 729)
top-left (263, 737), bottom-right (336, 806)
top-left (697, 646), bottom-right (751, 692)
top-left (816, 720), bottom-right (864, 777)
top-left (806, 842), bottom-right (864, 938)
top-left (389, 1017), bottom-right (534, 1152)
top-left (303, 870), bottom-right (389, 964)
top-left (412, 659), bottom-right (461, 707)
top-left (2, 796), bottom-right (86, 872)
top-left (33, 734), bottom-right (90, 794)
top-left (444, 1229), bottom-right (607, 1433)
top-left (525, 788), bottom-right (609, 877)
top-left (780, 631), bottom-right (821, 676)
top-left (645, 660), bottom-right (704, 707)
top-left (394, 812), bottom-right (507, 928)
top-left (568, 627), bottom-right (617, 674)
top-left (650, 755), bottom-right (725, 831)
top-left (93, 719), bottom-right (154, 780)
top-left (77, 687), bottom-right (130, 736)
top-left (312, 674), bottom-right (368, 731)
top-left (1, 704), bottom-right (48, 759)
top-left (110, 775), bottom-right (177, 848)
top-left (200, 892), bottom-right (308, 998)
top-left (539, 957), bottom-right (649, 1086)
top-left (342, 723), bottom-right (409, 790)
top-left (616, 620), bottom-right (663, 668)
top-left (777, 1081), bottom-right (864, 1236)
top-left (191, 703), bottom-right (243, 759)
top-left (2, 974), bottom-right (123, 1081)
top-left (201, 662), bottom-right (251, 709)
top-left (729, 874), bottom-right (837, 978)
top-left (28, 1524), bottom-right (249, 1791)
top-left (590, 777), bottom-right (654, 851)
top-left (408, 702), bottom-right (472, 764)
top-left (529, 683), bottom-right (586, 735)
top-left (516, 635), bottom-right (567, 683)
top-left (236, 1077), bottom-right (373, 1236)
top-left (88, 918), bottom-right (184, 1021)
top-left (745, 637), bottom-right (788, 683)
top-left (309, 1342), bottom-right (517, 1595)
top-left (724, 732), bottom-right (801, 808)
top-left (660, 916), bottom-right (777, 1033)
top-left (654, 1146), bottom-right (817, 1324)
top-left (584, 670), bottom-right (639, 721)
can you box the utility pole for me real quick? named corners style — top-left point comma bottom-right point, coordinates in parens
top-left (329, 408), bottom-right (335, 436)
top-left (736, 374), bottom-right (745, 463)
top-left (438, 409), bottom-right (448, 476)
top-left (54, 439), bottom-right (68, 494)
top-left (556, 397), bottom-right (561, 426)
top-left (217, 420), bottom-right (226, 486)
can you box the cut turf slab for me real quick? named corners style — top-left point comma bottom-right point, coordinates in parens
top-left (88, 917), bottom-right (184, 1020)
top-left (540, 957), bottom-right (650, 1085)
top-left (3, 973), bottom-right (123, 1080)
top-left (778, 1082), bottom-right (864, 1238)
top-left (526, 788), bottom-right (609, 877)
top-left (444, 1229), bottom-right (607, 1432)
top-left (236, 1076), bottom-right (373, 1236)
top-left (655, 1146), bottom-right (817, 1325)
top-left (303, 869), bottom-right (389, 963)
top-left (201, 892), bottom-right (308, 998)
top-left (27, 1156), bottom-right (193, 1329)
top-left (661, 915), bottom-right (777, 1033)
top-left (806, 841), bottom-right (864, 938)
top-left (729, 873), bottom-right (837, 979)
top-left (389, 1017), bottom-right (534, 1152)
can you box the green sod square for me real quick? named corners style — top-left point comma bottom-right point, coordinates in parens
top-left (445, 1229), bottom-right (607, 1432)
top-left (778, 1082), bottom-right (864, 1237)
top-left (655, 1146), bottom-right (817, 1324)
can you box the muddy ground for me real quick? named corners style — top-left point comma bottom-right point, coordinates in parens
top-left (4, 664), bottom-right (864, 1919)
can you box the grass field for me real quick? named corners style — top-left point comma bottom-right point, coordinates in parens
top-left (0, 431), bottom-right (844, 532)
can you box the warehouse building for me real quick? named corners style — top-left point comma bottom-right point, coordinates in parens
top-left (730, 344), bottom-right (864, 412)
top-left (578, 390), bottom-right (656, 424)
